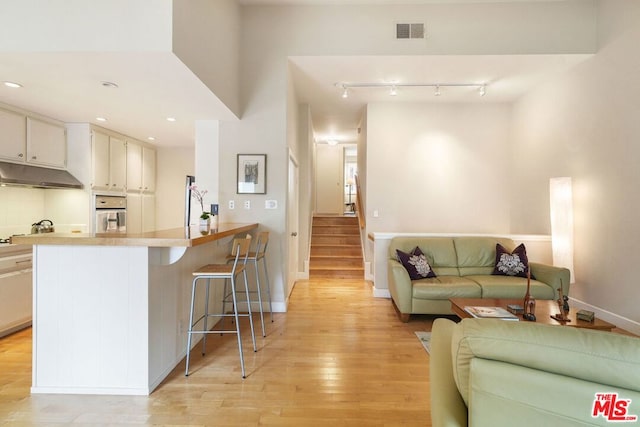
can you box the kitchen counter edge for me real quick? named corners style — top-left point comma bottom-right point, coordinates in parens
top-left (10, 223), bottom-right (259, 248)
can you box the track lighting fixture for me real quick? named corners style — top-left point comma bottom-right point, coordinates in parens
top-left (335, 81), bottom-right (488, 98)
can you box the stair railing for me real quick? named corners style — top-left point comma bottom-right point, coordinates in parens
top-left (354, 174), bottom-right (365, 229)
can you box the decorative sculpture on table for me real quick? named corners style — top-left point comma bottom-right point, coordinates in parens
top-left (523, 269), bottom-right (537, 321)
top-left (551, 284), bottom-right (571, 322)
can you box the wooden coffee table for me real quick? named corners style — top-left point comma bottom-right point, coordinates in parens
top-left (450, 298), bottom-right (615, 332)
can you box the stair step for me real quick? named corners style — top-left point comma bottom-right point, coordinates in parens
top-left (312, 225), bottom-right (360, 235)
top-left (309, 267), bottom-right (364, 279)
top-left (313, 215), bottom-right (358, 224)
top-left (310, 256), bottom-right (362, 268)
top-left (311, 245), bottom-right (362, 256)
top-left (312, 235), bottom-right (361, 245)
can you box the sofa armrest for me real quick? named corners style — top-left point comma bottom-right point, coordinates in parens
top-left (529, 262), bottom-right (570, 298)
top-left (387, 259), bottom-right (412, 315)
top-left (430, 318), bottom-right (468, 427)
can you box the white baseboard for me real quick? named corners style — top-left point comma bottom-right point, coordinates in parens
top-left (373, 287), bottom-right (390, 298)
top-left (569, 297), bottom-right (640, 336)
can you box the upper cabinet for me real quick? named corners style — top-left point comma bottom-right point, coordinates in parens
top-left (26, 117), bottom-right (66, 168)
top-left (91, 131), bottom-right (126, 192)
top-left (0, 109), bottom-right (66, 169)
top-left (126, 141), bottom-right (156, 193)
top-left (0, 108), bottom-right (26, 162)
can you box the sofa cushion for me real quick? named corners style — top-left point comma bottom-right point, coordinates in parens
top-left (396, 246), bottom-right (436, 280)
top-left (451, 319), bottom-right (640, 407)
top-left (412, 276), bottom-right (482, 300)
top-left (389, 237), bottom-right (460, 276)
top-left (492, 243), bottom-right (530, 278)
top-left (466, 275), bottom-right (555, 299)
top-left (454, 237), bottom-right (515, 276)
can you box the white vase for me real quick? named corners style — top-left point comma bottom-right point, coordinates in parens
top-left (211, 214), bottom-right (218, 231)
top-left (199, 218), bottom-right (211, 234)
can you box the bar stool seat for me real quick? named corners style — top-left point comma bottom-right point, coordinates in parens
top-left (223, 231), bottom-right (273, 338)
top-left (185, 238), bottom-right (256, 378)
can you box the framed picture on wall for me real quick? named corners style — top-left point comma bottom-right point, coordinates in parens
top-left (237, 154), bottom-right (267, 194)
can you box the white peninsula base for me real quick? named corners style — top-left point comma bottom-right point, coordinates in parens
top-left (17, 224), bottom-right (257, 395)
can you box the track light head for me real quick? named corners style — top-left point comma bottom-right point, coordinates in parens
top-left (479, 84), bottom-right (486, 96)
top-left (341, 86), bottom-right (349, 99)
top-left (390, 85), bottom-right (398, 96)
top-left (434, 85), bottom-right (441, 96)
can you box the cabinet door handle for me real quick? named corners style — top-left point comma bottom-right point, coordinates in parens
top-left (18, 153), bottom-right (23, 158)
top-left (32, 156), bottom-right (37, 160)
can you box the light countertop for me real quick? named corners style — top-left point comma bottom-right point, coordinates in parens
top-left (10, 223), bottom-right (259, 248)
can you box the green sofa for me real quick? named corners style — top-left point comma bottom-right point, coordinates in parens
top-left (387, 236), bottom-right (570, 322)
top-left (430, 318), bottom-right (640, 426)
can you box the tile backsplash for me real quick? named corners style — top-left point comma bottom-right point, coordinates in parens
top-left (0, 186), bottom-right (89, 237)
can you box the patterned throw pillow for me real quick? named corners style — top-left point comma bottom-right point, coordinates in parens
top-left (492, 243), bottom-right (531, 278)
top-left (396, 246), bottom-right (437, 280)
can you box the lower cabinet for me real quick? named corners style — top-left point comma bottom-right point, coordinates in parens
top-left (127, 193), bottom-right (156, 234)
top-left (0, 267), bottom-right (32, 338)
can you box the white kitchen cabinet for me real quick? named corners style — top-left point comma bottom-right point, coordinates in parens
top-left (142, 147), bottom-right (156, 193)
top-left (0, 251), bottom-right (32, 338)
top-left (92, 131), bottom-right (126, 192)
top-left (127, 193), bottom-right (142, 234)
top-left (126, 193), bottom-right (155, 234)
top-left (26, 117), bottom-right (66, 168)
top-left (126, 142), bottom-right (143, 191)
top-left (126, 142), bottom-right (156, 193)
top-left (0, 108), bottom-right (26, 162)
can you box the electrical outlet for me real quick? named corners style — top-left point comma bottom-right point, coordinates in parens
top-left (373, 210), bottom-right (379, 218)
top-left (265, 200), bottom-right (277, 209)
top-left (228, 200), bottom-right (235, 210)
top-left (244, 200), bottom-right (251, 209)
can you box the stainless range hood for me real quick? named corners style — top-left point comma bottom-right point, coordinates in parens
top-left (0, 161), bottom-right (83, 189)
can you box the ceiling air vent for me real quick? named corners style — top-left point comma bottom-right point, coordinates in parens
top-left (396, 23), bottom-right (425, 39)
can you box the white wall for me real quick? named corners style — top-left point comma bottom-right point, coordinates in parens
top-left (510, 0), bottom-right (640, 325)
top-left (172, 0), bottom-right (241, 116)
top-left (366, 102), bottom-right (512, 234)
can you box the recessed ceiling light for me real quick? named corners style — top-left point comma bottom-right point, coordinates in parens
top-left (101, 81), bottom-right (119, 89)
top-left (3, 81), bottom-right (22, 88)
top-left (96, 117), bottom-right (107, 122)
top-left (166, 117), bottom-right (176, 122)
top-left (147, 136), bottom-right (156, 141)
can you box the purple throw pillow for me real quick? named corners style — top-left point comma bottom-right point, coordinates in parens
top-left (492, 243), bottom-right (531, 278)
top-left (396, 246), bottom-right (437, 280)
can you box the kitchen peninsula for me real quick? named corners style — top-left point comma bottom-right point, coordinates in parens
top-left (12, 222), bottom-right (258, 396)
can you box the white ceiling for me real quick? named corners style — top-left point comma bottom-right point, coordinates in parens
top-left (0, 52), bottom-right (236, 148)
top-left (0, 0), bottom-right (584, 150)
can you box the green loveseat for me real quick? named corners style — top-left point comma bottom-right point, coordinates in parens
top-left (430, 318), bottom-right (640, 426)
top-left (388, 236), bottom-right (570, 322)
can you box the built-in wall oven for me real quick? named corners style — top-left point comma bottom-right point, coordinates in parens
top-left (94, 195), bottom-right (127, 233)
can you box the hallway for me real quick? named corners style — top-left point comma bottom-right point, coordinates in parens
top-left (0, 278), bottom-right (435, 426)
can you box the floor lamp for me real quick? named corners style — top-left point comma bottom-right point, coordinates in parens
top-left (550, 177), bottom-right (575, 283)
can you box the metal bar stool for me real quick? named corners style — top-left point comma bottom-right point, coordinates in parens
top-left (223, 232), bottom-right (273, 337)
top-left (185, 238), bottom-right (256, 378)
top-left (252, 232), bottom-right (274, 323)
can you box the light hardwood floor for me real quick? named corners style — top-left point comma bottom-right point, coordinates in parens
top-left (0, 279), bottom-right (440, 426)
